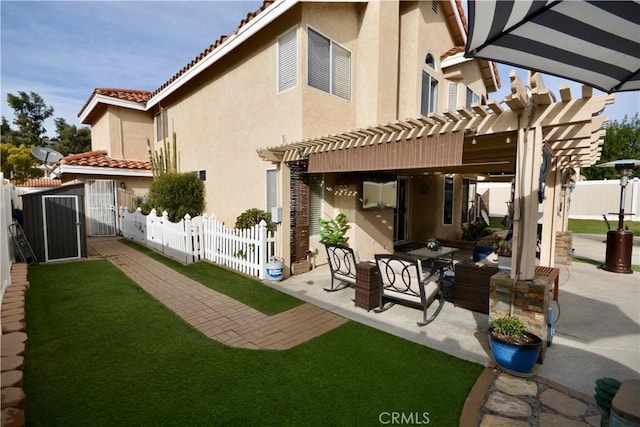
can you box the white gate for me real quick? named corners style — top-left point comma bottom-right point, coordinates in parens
top-left (86, 180), bottom-right (117, 236)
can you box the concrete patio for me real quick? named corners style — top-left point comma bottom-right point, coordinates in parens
top-left (264, 233), bottom-right (640, 397)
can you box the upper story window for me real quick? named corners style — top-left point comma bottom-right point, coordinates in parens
top-left (421, 71), bottom-right (438, 116)
top-left (278, 28), bottom-right (297, 93)
top-left (307, 28), bottom-right (351, 101)
top-left (466, 87), bottom-right (480, 109)
top-left (448, 82), bottom-right (459, 111)
top-left (155, 109), bottom-right (168, 141)
top-left (425, 53), bottom-right (436, 70)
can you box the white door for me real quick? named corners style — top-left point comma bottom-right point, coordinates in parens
top-left (86, 180), bottom-right (117, 236)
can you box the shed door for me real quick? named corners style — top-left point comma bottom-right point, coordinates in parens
top-left (86, 180), bottom-right (117, 236)
top-left (42, 195), bottom-right (81, 262)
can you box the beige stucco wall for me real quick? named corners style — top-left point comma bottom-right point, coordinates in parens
top-left (310, 174), bottom-right (394, 265)
top-left (90, 106), bottom-right (152, 160)
top-left (85, 0), bottom-right (497, 272)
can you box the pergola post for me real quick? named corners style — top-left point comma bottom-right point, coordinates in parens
top-left (512, 124), bottom-right (543, 281)
top-left (539, 163), bottom-right (561, 266)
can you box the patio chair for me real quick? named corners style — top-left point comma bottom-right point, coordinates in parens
top-left (324, 243), bottom-right (358, 292)
top-left (374, 254), bottom-right (444, 326)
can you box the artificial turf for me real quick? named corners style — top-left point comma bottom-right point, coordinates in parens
top-left (25, 260), bottom-right (482, 426)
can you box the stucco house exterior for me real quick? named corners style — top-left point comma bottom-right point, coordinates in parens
top-left (76, 0), bottom-right (503, 268)
top-left (75, 0), bottom-right (612, 280)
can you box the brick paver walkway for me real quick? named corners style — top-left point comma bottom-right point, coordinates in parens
top-left (88, 238), bottom-right (346, 350)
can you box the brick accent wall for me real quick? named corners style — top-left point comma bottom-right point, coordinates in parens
top-left (489, 270), bottom-right (551, 361)
top-left (555, 231), bottom-right (573, 265)
top-left (289, 163), bottom-right (309, 264)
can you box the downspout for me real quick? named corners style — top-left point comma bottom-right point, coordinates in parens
top-left (118, 107), bottom-right (125, 159)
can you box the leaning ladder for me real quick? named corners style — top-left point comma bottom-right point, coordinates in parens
top-left (9, 222), bottom-right (37, 265)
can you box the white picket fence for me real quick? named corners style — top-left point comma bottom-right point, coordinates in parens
top-left (119, 207), bottom-right (277, 279)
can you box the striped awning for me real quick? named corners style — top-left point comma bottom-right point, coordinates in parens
top-left (464, 1), bottom-right (640, 93)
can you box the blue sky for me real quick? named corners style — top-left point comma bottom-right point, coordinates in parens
top-left (1, 0), bottom-right (638, 138)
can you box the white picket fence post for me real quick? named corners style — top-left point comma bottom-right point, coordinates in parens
top-left (119, 209), bottom-right (278, 278)
top-left (258, 220), bottom-right (267, 279)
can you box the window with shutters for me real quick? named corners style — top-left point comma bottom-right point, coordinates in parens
top-left (307, 28), bottom-right (351, 101)
top-left (448, 82), bottom-right (459, 111)
top-left (277, 28), bottom-right (297, 93)
top-left (309, 174), bottom-right (324, 236)
top-left (466, 87), bottom-right (480, 109)
top-left (421, 71), bottom-right (438, 116)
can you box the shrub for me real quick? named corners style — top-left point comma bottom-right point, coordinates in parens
top-left (141, 173), bottom-right (204, 222)
top-left (461, 221), bottom-right (491, 241)
top-left (235, 208), bottom-right (274, 231)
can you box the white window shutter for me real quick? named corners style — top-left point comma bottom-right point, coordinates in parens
top-left (278, 29), bottom-right (297, 93)
top-left (448, 82), bottom-right (458, 110)
top-left (309, 174), bottom-right (323, 235)
top-left (332, 42), bottom-right (351, 100)
top-left (308, 29), bottom-right (330, 93)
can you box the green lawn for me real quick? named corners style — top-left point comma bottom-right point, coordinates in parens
top-left (568, 218), bottom-right (640, 235)
top-left (25, 260), bottom-right (481, 426)
top-left (121, 239), bottom-right (301, 315)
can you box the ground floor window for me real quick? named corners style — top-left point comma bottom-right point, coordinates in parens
top-left (443, 176), bottom-right (454, 225)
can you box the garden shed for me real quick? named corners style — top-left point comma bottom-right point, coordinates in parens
top-left (21, 183), bottom-right (88, 263)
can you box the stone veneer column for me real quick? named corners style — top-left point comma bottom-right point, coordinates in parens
top-left (489, 271), bottom-right (551, 362)
top-left (555, 231), bottom-right (573, 265)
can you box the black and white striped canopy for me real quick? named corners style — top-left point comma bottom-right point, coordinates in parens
top-left (465, 1), bottom-right (640, 93)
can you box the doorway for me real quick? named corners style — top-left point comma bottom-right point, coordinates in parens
top-left (394, 177), bottom-right (408, 243)
top-left (86, 180), bottom-right (117, 236)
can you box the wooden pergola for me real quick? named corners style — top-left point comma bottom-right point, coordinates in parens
top-left (258, 71), bottom-right (614, 281)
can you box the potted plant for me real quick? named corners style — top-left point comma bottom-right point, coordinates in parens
top-left (318, 213), bottom-right (351, 245)
top-left (426, 237), bottom-right (440, 251)
top-left (493, 236), bottom-right (513, 269)
top-left (488, 316), bottom-right (542, 377)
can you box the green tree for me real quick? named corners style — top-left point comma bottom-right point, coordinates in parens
top-left (583, 114), bottom-right (640, 180)
top-left (141, 173), bottom-right (205, 222)
top-left (1, 117), bottom-right (18, 145)
top-left (1, 143), bottom-right (43, 182)
top-left (52, 118), bottom-right (92, 156)
top-left (6, 91), bottom-right (54, 146)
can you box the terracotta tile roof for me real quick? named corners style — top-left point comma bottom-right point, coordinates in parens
top-left (441, 0), bottom-right (501, 92)
top-left (150, 0), bottom-right (274, 98)
top-left (11, 178), bottom-right (62, 188)
top-left (61, 150), bottom-right (151, 170)
top-left (94, 88), bottom-right (152, 103)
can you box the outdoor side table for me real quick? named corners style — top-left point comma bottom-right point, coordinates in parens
top-left (355, 262), bottom-right (379, 311)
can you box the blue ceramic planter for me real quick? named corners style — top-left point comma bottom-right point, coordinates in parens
top-left (489, 331), bottom-right (542, 376)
